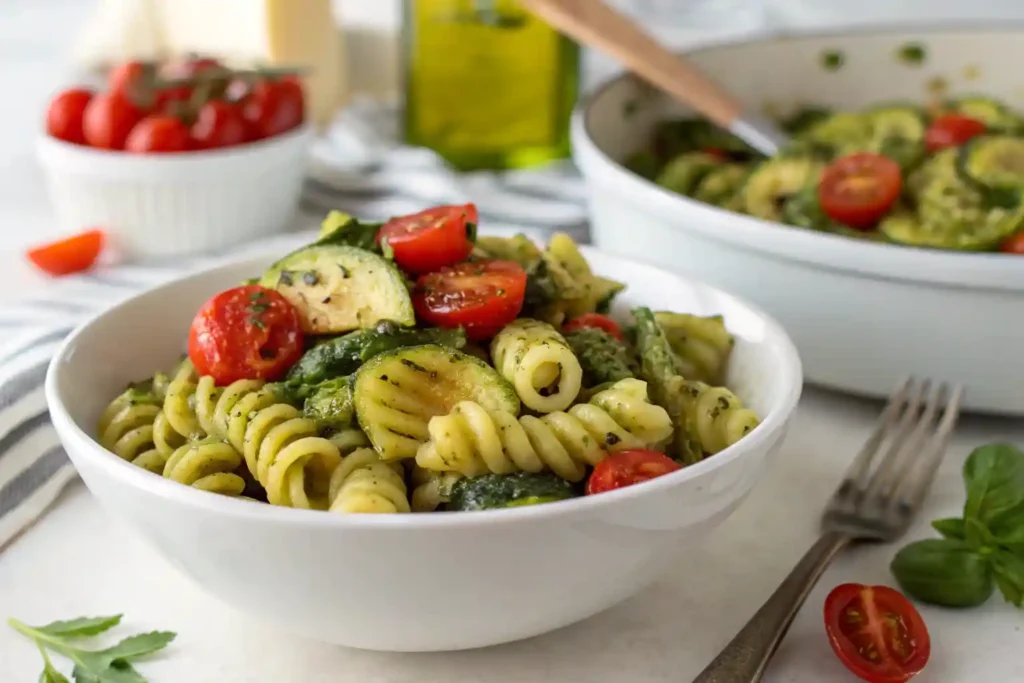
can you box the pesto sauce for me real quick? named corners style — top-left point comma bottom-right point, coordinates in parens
top-left (821, 49), bottom-right (845, 71)
top-left (564, 327), bottom-right (638, 388)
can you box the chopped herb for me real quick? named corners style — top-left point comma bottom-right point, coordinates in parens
top-left (821, 49), bottom-right (844, 71)
top-left (321, 296), bottom-right (332, 304)
top-left (339, 264), bottom-right (350, 278)
top-left (605, 432), bottom-right (621, 446)
top-left (897, 42), bottom-right (927, 66)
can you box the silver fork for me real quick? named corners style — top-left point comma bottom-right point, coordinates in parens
top-left (692, 377), bottom-right (965, 683)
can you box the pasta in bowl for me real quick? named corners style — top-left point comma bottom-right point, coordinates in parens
top-left (45, 205), bottom-right (801, 651)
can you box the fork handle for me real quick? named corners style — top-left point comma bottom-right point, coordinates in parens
top-left (691, 531), bottom-right (850, 683)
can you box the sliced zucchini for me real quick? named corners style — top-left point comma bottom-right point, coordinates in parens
top-left (655, 152), bottom-right (721, 196)
top-left (957, 135), bottom-right (1024, 206)
top-left (285, 321), bottom-right (467, 386)
top-left (692, 164), bottom-right (750, 205)
top-left (880, 204), bottom-right (1024, 251)
top-left (868, 106), bottom-right (927, 168)
top-left (798, 112), bottom-right (873, 157)
top-left (447, 472), bottom-right (577, 511)
top-left (742, 157), bottom-right (822, 221)
top-left (302, 377), bottom-right (355, 431)
top-left (352, 344), bottom-right (520, 460)
top-left (260, 245), bottom-right (414, 334)
top-left (474, 234), bottom-right (541, 267)
top-left (945, 96), bottom-right (1024, 133)
top-left (779, 106), bottom-right (833, 135)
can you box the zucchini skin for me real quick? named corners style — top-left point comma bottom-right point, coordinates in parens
top-left (286, 321), bottom-right (467, 385)
top-left (447, 472), bottom-right (577, 511)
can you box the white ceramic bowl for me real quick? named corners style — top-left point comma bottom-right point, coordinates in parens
top-left (572, 27), bottom-right (1024, 415)
top-left (36, 124), bottom-right (313, 259)
top-left (45, 243), bottom-right (802, 652)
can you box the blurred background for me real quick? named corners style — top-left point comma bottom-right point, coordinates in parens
top-left (8, 0), bottom-right (1024, 256)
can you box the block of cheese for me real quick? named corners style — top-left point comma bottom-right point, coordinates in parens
top-left (156, 0), bottom-right (347, 128)
top-left (72, 0), bottom-right (347, 128)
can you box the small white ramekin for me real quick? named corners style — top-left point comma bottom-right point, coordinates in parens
top-left (36, 124), bottom-right (314, 259)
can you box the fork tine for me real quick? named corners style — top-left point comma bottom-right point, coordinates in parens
top-left (879, 381), bottom-right (946, 503)
top-left (899, 383), bottom-right (965, 509)
top-left (840, 377), bottom-right (913, 492)
top-left (861, 378), bottom-right (930, 500)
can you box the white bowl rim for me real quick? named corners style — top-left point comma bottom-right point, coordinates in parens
top-left (572, 23), bottom-right (1024, 292)
top-left (37, 120), bottom-right (314, 165)
top-left (45, 243), bottom-right (803, 530)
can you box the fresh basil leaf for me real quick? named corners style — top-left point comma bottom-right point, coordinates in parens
top-left (931, 517), bottom-right (966, 540)
top-left (40, 668), bottom-right (70, 683)
top-left (98, 631), bottom-right (176, 662)
top-left (964, 515), bottom-right (999, 552)
top-left (890, 538), bottom-right (994, 607)
top-left (963, 443), bottom-right (1024, 534)
top-left (35, 616), bottom-right (123, 638)
top-left (992, 551), bottom-right (1024, 607)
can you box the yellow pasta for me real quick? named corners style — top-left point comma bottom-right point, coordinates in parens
top-left (654, 311), bottom-right (735, 385)
top-left (677, 380), bottom-right (761, 456)
top-left (98, 381), bottom-right (168, 474)
top-left (162, 359), bottom-right (203, 441)
top-left (409, 465), bottom-right (463, 512)
top-left (328, 448), bottom-right (410, 514)
top-left (162, 437), bottom-right (247, 496)
top-left (490, 319), bottom-right (583, 413)
top-left (416, 379), bottom-right (673, 482)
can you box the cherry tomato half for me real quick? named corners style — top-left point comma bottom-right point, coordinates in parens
top-left (824, 583), bottom-right (930, 683)
top-left (1000, 233), bottom-right (1024, 254)
top-left (586, 450), bottom-right (681, 495)
top-left (26, 229), bottom-right (104, 276)
top-left (188, 285), bottom-right (304, 385)
top-left (190, 100), bottom-right (248, 150)
top-left (818, 153), bottom-right (903, 229)
top-left (241, 76), bottom-right (305, 140)
top-left (563, 313), bottom-right (623, 340)
top-left (82, 92), bottom-right (143, 150)
top-left (378, 204), bottom-right (477, 274)
top-left (46, 88), bottom-right (94, 145)
top-left (925, 114), bottom-right (986, 152)
top-left (413, 260), bottom-right (527, 341)
top-left (125, 114), bottom-right (191, 154)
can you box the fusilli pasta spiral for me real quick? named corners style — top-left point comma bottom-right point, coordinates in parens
top-left (416, 379), bottom-right (672, 482)
top-left (328, 448), bottom-right (410, 514)
top-left (98, 387), bottom-right (164, 473)
top-left (162, 437), bottom-right (247, 496)
top-left (490, 319), bottom-right (583, 413)
top-left (192, 375), bottom-right (342, 509)
top-left (654, 311), bottom-right (734, 385)
top-left (162, 359), bottom-right (203, 440)
top-left (677, 380), bottom-right (760, 456)
top-left (409, 465), bottom-right (463, 512)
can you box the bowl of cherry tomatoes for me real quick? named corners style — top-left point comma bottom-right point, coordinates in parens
top-left (38, 56), bottom-right (313, 258)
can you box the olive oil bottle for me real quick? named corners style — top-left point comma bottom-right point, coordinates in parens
top-left (402, 0), bottom-right (580, 170)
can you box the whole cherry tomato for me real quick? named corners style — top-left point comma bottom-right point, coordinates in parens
top-left (924, 114), bottom-right (986, 152)
top-left (82, 92), bottom-right (143, 150)
top-left (190, 100), bottom-right (248, 150)
top-left (125, 114), bottom-right (191, 154)
top-left (107, 60), bottom-right (147, 100)
top-left (1001, 233), bottom-right (1024, 254)
top-left (46, 88), bottom-right (94, 145)
top-left (188, 285), bottom-right (304, 385)
top-left (241, 76), bottom-right (305, 140)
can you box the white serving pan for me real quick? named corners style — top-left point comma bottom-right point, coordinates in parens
top-left (572, 26), bottom-right (1024, 415)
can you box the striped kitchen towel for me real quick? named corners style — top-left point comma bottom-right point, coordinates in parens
top-left (0, 99), bottom-right (588, 551)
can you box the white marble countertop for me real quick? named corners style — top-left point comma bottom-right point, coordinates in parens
top-left (3, 2), bottom-right (1024, 681)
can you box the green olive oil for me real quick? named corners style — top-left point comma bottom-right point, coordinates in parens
top-left (402, 0), bottom-right (580, 170)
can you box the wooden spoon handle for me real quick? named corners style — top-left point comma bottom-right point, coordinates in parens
top-left (519, 0), bottom-right (743, 127)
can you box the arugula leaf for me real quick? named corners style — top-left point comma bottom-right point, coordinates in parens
top-left (9, 615), bottom-right (176, 683)
top-left (963, 443), bottom-right (1024, 535)
top-left (931, 517), bottom-right (966, 540)
top-left (34, 616), bottom-right (123, 639)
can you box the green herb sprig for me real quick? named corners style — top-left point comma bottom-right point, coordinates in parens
top-left (891, 442), bottom-right (1024, 608)
top-left (8, 614), bottom-right (175, 682)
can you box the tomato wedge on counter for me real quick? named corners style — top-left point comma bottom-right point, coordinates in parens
top-left (924, 114), bottom-right (986, 152)
top-left (378, 203), bottom-right (477, 274)
top-left (188, 285), bottom-right (304, 385)
top-left (563, 313), bottom-right (624, 340)
top-left (818, 153), bottom-right (903, 229)
top-left (824, 583), bottom-right (930, 683)
top-left (26, 229), bottom-right (105, 276)
top-left (413, 259), bottom-right (526, 341)
top-left (586, 450), bottom-right (681, 495)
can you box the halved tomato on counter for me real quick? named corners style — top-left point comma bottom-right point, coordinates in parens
top-left (412, 259), bottom-right (526, 341)
top-left (824, 583), bottom-right (930, 683)
top-left (378, 203), bottom-right (477, 274)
